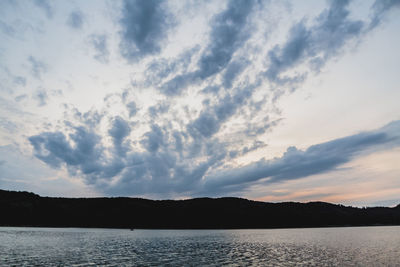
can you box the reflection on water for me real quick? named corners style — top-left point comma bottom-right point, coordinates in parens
top-left (1, 226), bottom-right (399, 266)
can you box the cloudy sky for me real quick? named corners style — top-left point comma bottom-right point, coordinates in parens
top-left (1, 0), bottom-right (399, 206)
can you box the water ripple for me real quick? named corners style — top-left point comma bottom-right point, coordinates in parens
top-left (1, 227), bottom-right (399, 266)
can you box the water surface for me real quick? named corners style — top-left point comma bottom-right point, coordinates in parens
top-left (1, 226), bottom-right (399, 266)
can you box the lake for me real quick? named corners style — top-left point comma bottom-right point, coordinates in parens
top-left (1, 226), bottom-right (399, 266)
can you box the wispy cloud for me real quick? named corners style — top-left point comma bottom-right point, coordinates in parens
top-left (203, 121), bottom-right (400, 195)
top-left (28, 56), bottom-right (47, 79)
top-left (34, 88), bottom-right (48, 107)
top-left (89, 34), bottom-right (109, 63)
top-left (159, 0), bottom-right (259, 96)
top-left (34, 0), bottom-right (53, 19)
top-left (265, 0), bottom-right (364, 85)
top-left (369, 0), bottom-right (400, 29)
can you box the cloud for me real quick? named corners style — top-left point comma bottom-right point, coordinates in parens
top-left (34, 0), bottom-right (53, 19)
top-left (265, 0), bottom-right (364, 85)
top-left (108, 116), bottom-right (131, 157)
top-left (119, 0), bottom-right (174, 61)
top-left (28, 56), bottom-right (47, 79)
top-left (241, 140), bottom-right (267, 155)
top-left (126, 101), bottom-right (137, 117)
top-left (34, 89), bottom-right (48, 107)
top-left (148, 102), bottom-right (169, 118)
top-left (196, 0), bottom-right (256, 80)
top-left (89, 34), bottom-right (109, 63)
top-left (159, 0), bottom-right (258, 96)
top-left (0, 67), bottom-right (28, 94)
top-left (67, 10), bottom-right (84, 29)
top-left (188, 81), bottom-right (258, 141)
top-left (23, 1), bottom-right (400, 200)
top-left (222, 58), bottom-right (250, 89)
top-left (156, 0), bottom-right (400, 98)
top-left (159, 72), bottom-right (195, 96)
top-left (0, 20), bottom-right (15, 37)
top-left (0, 117), bottom-right (18, 133)
top-left (13, 76), bottom-right (26, 86)
top-left (28, 109), bottom-right (226, 197)
top-left (189, 111), bottom-right (220, 139)
top-left (202, 120), bottom-right (400, 194)
top-left (26, 68), bottom-right (267, 198)
top-left (143, 46), bottom-right (199, 87)
top-left (370, 0), bottom-right (400, 29)
top-left (140, 124), bottom-right (165, 153)
top-left (29, 127), bottom-right (105, 181)
top-left (28, 99), bottom-right (400, 197)
top-left (0, 145), bottom-right (90, 197)
top-left (14, 94), bottom-right (28, 102)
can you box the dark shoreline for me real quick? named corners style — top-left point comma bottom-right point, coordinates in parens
top-left (1, 224), bottom-right (400, 231)
top-left (1, 189), bottom-right (400, 229)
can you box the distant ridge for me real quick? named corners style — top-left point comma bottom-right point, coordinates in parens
top-left (1, 189), bottom-right (399, 229)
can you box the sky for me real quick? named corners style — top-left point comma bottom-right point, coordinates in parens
top-left (0, 0), bottom-right (400, 206)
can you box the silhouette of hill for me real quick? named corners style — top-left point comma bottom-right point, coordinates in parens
top-left (1, 189), bottom-right (399, 229)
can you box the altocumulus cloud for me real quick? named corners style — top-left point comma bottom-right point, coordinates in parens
top-left (25, 0), bottom-right (400, 198)
top-left (265, 0), bottom-right (364, 85)
top-left (160, 0), bottom-right (259, 96)
top-left (29, 119), bottom-right (400, 197)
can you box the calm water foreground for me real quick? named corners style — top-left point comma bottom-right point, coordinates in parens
top-left (1, 226), bottom-right (399, 266)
